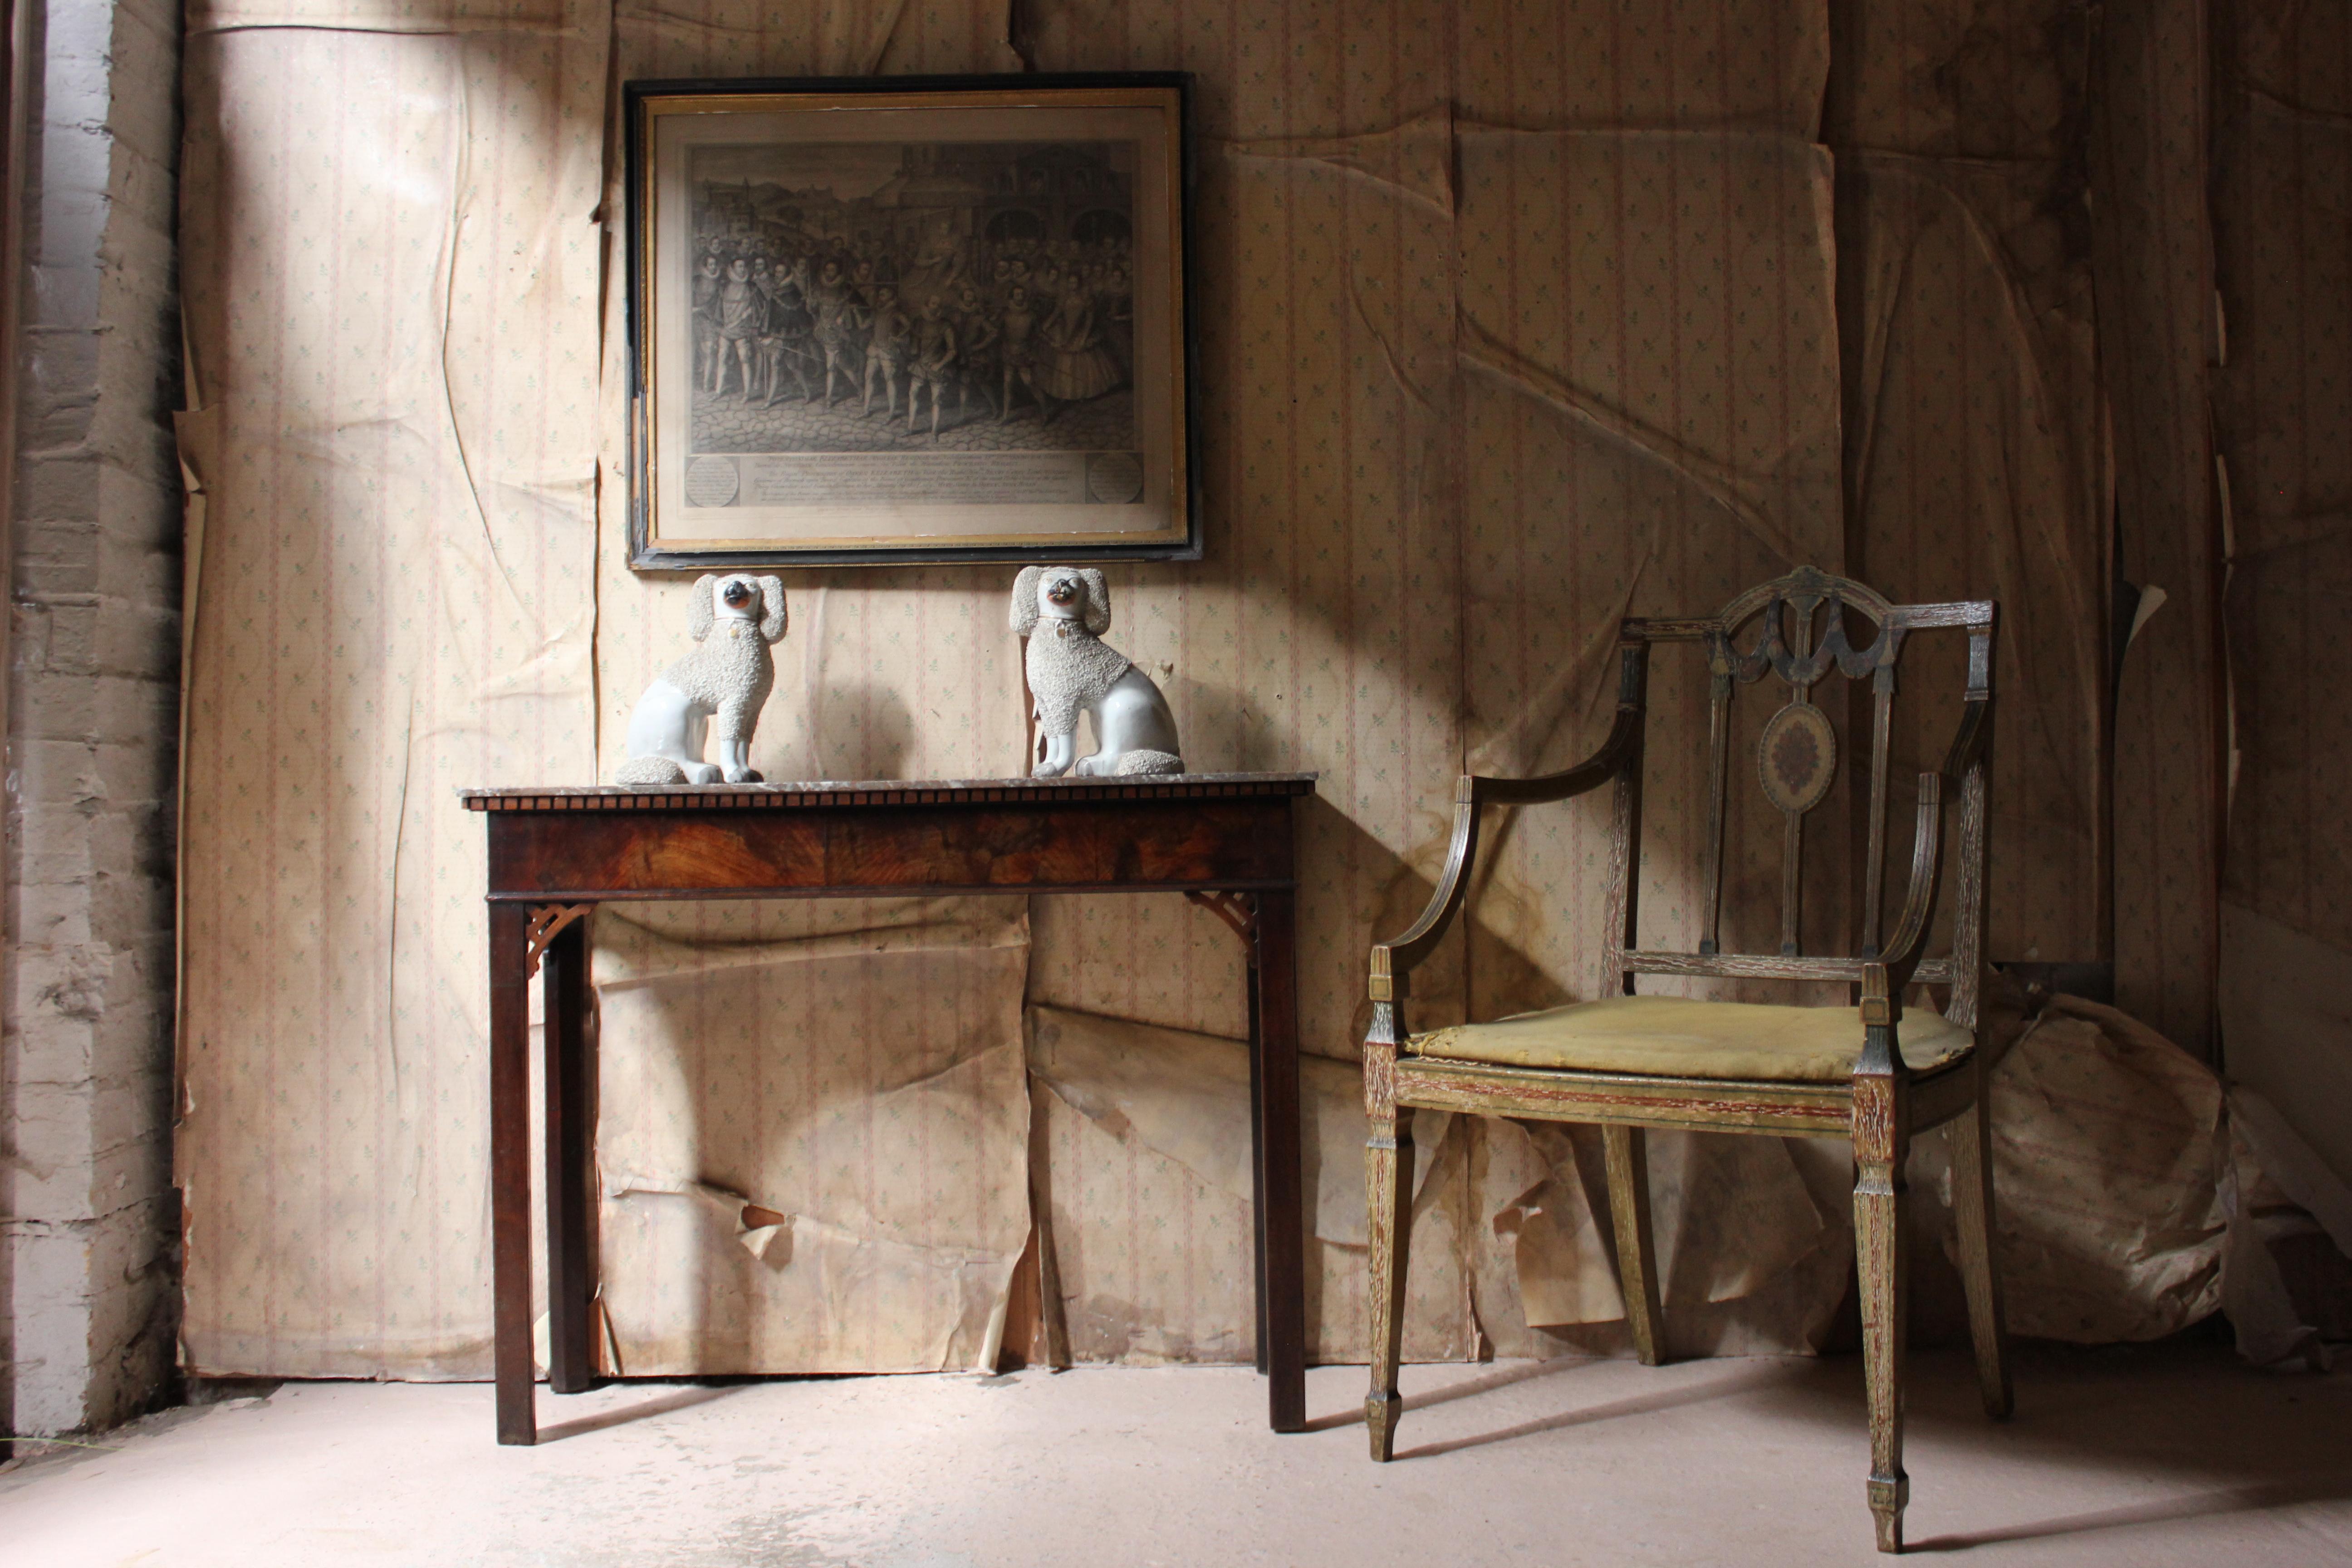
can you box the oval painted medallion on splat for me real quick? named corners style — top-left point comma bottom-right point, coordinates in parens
top-left (1758, 701), bottom-right (1838, 815)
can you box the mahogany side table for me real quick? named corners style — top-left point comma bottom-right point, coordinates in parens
top-left (462, 772), bottom-right (1317, 1444)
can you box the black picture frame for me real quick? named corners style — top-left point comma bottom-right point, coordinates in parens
top-left (623, 72), bottom-right (1199, 570)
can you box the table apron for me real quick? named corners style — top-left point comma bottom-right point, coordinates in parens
top-left (485, 799), bottom-right (1298, 900)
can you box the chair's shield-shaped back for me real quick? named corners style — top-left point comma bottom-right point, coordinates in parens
top-left (1606, 566), bottom-right (1996, 1028)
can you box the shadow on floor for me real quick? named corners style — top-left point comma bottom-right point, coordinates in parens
top-left (1905, 1473), bottom-right (2352, 1552)
top-left (1298, 1356), bottom-right (1591, 1434)
top-left (1310, 1338), bottom-right (2352, 1550)
top-left (1392, 1361), bottom-right (1792, 1460)
top-left (536, 1384), bottom-right (747, 1443)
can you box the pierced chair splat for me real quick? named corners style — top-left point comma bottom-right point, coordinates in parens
top-left (1358, 566), bottom-right (2011, 1555)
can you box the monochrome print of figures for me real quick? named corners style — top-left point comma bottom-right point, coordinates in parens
top-left (686, 140), bottom-right (1138, 456)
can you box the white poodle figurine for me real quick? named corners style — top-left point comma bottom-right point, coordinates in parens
top-left (1012, 565), bottom-right (1183, 777)
top-left (614, 573), bottom-right (787, 786)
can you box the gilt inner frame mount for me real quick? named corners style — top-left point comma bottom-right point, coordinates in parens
top-left (625, 74), bottom-right (1197, 569)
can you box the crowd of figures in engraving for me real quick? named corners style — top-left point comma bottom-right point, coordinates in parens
top-left (686, 141), bottom-right (1138, 454)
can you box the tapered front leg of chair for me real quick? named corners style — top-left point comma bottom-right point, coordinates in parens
top-left (1365, 1104), bottom-right (1415, 1461)
top-left (1601, 1124), bottom-right (1665, 1367)
top-left (1853, 1070), bottom-right (1911, 1553)
top-left (1949, 1067), bottom-right (2014, 1420)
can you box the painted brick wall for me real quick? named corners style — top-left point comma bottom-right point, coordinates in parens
top-left (1, 0), bottom-right (181, 1440)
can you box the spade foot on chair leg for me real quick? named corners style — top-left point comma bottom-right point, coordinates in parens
top-left (1366, 1391), bottom-right (1403, 1461)
top-left (1869, 1472), bottom-right (1909, 1553)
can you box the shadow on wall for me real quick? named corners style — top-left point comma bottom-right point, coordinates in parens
top-left (1311, 745), bottom-right (1754, 1054)
top-left (1316, 789), bottom-right (1573, 1047)
top-left (793, 677), bottom-right (914, 780)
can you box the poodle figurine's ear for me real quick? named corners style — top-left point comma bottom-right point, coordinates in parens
top-left (1079, 568), bottom-right (1112, 635)
top-left (756, 576), bottom-right (788, 643)
top-left (1010, 565), bottom-right (1044, 636)
top-left (688, 574), bottom-right (718, 642)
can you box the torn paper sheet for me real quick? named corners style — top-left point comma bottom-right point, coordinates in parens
top-left (593, 898), bottom-right (1033, 1374)
top-left (2221, 1087), bottom-right (2352, 1370)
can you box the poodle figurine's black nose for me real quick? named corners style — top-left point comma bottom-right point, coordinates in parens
top-left (722, 580), bottom-right (754, 608)
top-left (1047, 580), bottom-right (1077, 603)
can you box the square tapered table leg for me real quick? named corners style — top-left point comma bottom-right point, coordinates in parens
top-left (541, 910), bottom-right (599, 1395)
top-left (1252, 887), bottom-right (1306, 1433)
top-left (488, 902), bottom-right (537, 1445)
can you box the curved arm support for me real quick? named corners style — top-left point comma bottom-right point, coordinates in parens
top-left (1939, 695), bottom-right (1991, 779)
top-left (1369, 784), bottom-right (1480, 1001)
top-left (1862, 695), bottom-right (1991, 1053)
top-left (1879, 778), bottom-right (1946, 977)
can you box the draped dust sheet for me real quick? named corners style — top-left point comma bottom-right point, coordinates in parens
top-left (173, 0), bottom-right (609, 1376)
top-left (2089, 0), bottom-right (2230, 1057)
top-left (1019, 0), bottom-right (1867, 1363)
top-left (2210, 0), bottom-right (2352, 1186)
top-left (176, 0), bottom-right (2172, 1381)
top-left (1829, 0), bottom-right (2109, 975)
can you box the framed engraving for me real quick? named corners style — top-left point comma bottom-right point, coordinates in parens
top-left (624, 73), bottom-right (1196, 568)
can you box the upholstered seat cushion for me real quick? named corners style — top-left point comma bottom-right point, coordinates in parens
top-left (1407, 994), bottom-right (1972, 1082)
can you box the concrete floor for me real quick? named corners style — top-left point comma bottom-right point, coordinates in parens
top-left (3, 1341), bottom-right (2348, 1567)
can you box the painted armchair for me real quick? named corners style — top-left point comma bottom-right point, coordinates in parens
top-left (1359, 566), bottom-right (2012, 1553)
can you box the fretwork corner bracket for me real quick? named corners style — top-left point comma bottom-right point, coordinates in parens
top-left (524, 904), bottom-right (593, 977)
top-left (1185, 889), bottom-right (1259, 953)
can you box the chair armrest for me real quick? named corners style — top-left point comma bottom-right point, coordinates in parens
top-left (1465, 701), bottom-right (1645, 806)
top-left (1369, 700), bottom-right (1644, 1001)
